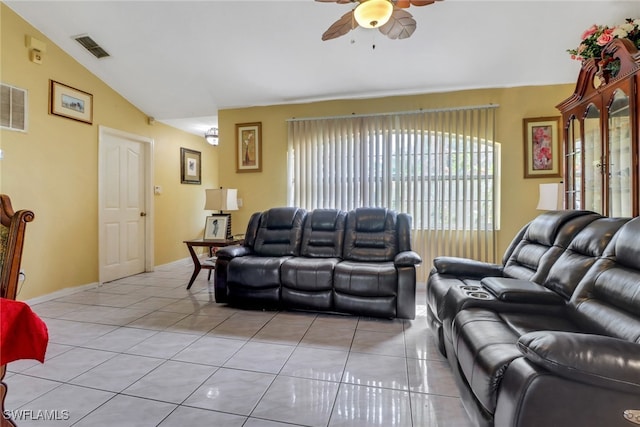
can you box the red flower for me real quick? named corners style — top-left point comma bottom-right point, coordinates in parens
top-left (581, 24), bottom-right (599, 40)
top-left (534, 127), bottom-right (549, 141)
top-left (597, 30), bottom-right (614, 46)
top-left (538, 146), bottom-right (551, 159)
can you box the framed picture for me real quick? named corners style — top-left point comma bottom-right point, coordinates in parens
top-left (236, 122), bottom-right (262, 173)
top-left (180, 147), bottom-right (201, 184)
top-left (523, 116), bottom-right (562, 178)
top-left (49, 80), bottom-right (93, 124)
top-left (204, 214), bottom-right (229, 240)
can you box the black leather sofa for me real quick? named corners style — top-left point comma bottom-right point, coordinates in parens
top-left (426, 210), bottom-right (640, 427)
top-left (214, 206), bottom-right (422, 319)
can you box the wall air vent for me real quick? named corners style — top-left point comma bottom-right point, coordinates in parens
top-left (0, 83), bottom-right (27, 132)
top-left (73, 35), bottom-right (110, 59)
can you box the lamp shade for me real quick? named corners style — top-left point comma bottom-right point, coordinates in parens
top-left (205, 188), bottom-right (238, 211)
top-left (354, 0), bottom-right (393, 29)
top-left (536, 183), bottom-right (563, 210)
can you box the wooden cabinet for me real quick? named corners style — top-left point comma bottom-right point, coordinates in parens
top-left (557, 38), bottom-right (639, 217)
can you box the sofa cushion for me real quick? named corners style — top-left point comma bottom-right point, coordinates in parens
top-left (541, 217), bottom-right (629, 299)
top-left (333, 261), bottom-right (397, 297)
top-left (502, 211), bottom-right (600, 283)
top-left (281, 257), bottom-right (339, 291)
top-left (226, 255), bottom-right (291, 305)
top-left (333, 260), bottom-right (399, 317)
top-left (571, 216), bottom-right (640, 342)
top-left (227, 255), bottom-right (290, 289)
top-left (300, 209), bottom-right (346, 258)
top-left (253, 207), bottom-right (306, 257)
top-left (281, 256), bottom-right (338, 311)
top-left (615, 216), bottom-right (640, 269)
top-left (342, 208), bottom-right (398, 262)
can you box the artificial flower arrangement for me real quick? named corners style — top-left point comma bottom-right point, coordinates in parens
top-left (568, 18), bottom-right (640, 73)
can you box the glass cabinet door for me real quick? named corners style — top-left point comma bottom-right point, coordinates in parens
top-left (565, 117), bottom-right (582, 209)
top-left (583, 104), bottom-right (602, 214)
top-left (607, 89), bottom-right (632, 217)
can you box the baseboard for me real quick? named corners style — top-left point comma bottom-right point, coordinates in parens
top-left (25, 282), bottom-right (101, 305)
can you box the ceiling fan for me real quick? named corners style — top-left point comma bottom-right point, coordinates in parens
top-left (316, 0), bottom-right (442, 41)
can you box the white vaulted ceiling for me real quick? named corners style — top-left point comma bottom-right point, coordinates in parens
top-left (5, 1), bottom-right (640, 135)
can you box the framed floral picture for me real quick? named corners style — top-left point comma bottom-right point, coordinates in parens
top-left (236, 122), bottom-right (262, 173)
top-left (180, 147), bottom-right (201, 184)
top-left (523, 116), bottom-right (562, 178)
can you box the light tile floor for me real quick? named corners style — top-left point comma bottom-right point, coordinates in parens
top-left (5, 259), bottom-right (473, 427)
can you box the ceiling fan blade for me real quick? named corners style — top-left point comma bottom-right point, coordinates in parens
top-left (321, 11), bottom-right (357, 41)
top-left (379, 8), bottom-right (416, 39)
top-left (394, 0), bottom-right (438, 7)
top-left (410, 0), bottom-right (438, 6)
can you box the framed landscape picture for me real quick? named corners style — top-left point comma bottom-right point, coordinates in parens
top-left (236, 122), bottom-right (262, 173)
top-left (49, 80), bottom-right (93, 124)
top-left (180, 147), bottom-right (201, 184)
top-left (523, 116), bottom-right (562, 178)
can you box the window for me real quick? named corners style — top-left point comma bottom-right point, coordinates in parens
top-left (287, 106), bottom-right (500, 274)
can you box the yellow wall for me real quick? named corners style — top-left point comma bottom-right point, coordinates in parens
top-left (1, 5), bottom-right (220, 300)
top-left (218, 85), bottom-right (575, 259)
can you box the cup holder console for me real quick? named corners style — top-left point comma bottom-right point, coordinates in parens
top-left (468, 291), bottom-right (491, 299)
top-left (458, 284), bottom-right (493, 300)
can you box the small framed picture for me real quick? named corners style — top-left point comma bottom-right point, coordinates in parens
top-left (49, 80), bottom-right (93, 124)
top-left (204, 215), bottom-right (229, 240)
top-left (180, 147), bottom-right (201, 184)
top-left (236, 122), bottom-right (262, 173)
top-left (523, 116), bottom-right (562, 178)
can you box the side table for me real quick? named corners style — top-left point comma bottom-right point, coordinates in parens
top-left (183, 238), bottom-right (242, 290)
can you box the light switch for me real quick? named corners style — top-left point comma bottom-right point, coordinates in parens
top-left (154, 185), bottom-right (162, 195)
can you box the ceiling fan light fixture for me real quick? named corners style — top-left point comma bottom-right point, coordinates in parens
top-left (354, 0), bottom-right (393, 28)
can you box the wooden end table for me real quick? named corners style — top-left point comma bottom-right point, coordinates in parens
top-left (183, 238), bottom-right (242, 290)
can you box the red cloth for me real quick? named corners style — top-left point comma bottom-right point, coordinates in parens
top-left (0, 298), bottom-right (48, 365)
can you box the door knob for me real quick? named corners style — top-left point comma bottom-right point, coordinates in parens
top-left (140, 212), bottom-right (147, 217)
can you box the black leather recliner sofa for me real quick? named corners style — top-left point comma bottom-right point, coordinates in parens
top-left (426, 210), bottom-right (640, 427)
top-left (214, 206), bottom-right (422, 319)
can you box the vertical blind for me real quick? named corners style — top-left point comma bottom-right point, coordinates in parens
top-left (287, 105), bottom-right (500, 280)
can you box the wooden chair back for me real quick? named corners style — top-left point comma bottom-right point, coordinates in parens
top-left (0, 194), bottom-right (34, 300)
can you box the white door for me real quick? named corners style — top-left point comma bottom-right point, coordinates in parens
top-left (99, 127), bottom-right (153, 282)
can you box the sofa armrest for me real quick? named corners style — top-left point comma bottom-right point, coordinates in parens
top-left (216, 245), bottom-right (252, 259)
top-left (432, 256), bottom-right (503, 278)
top-left (395, 250), bottom-right (422, 267)
top-left (480, 277), bottom-right (565, 304)
top-left (517, 331), bottom-right (640, 394)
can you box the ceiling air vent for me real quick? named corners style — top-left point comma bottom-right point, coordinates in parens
top-left (73, 35), bottom-right (110, 59)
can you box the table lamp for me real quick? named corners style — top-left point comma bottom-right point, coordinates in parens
top-left (205, 188), bottom-right (239, 239)
top-left (536, 183), bottom-right (563, 210)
